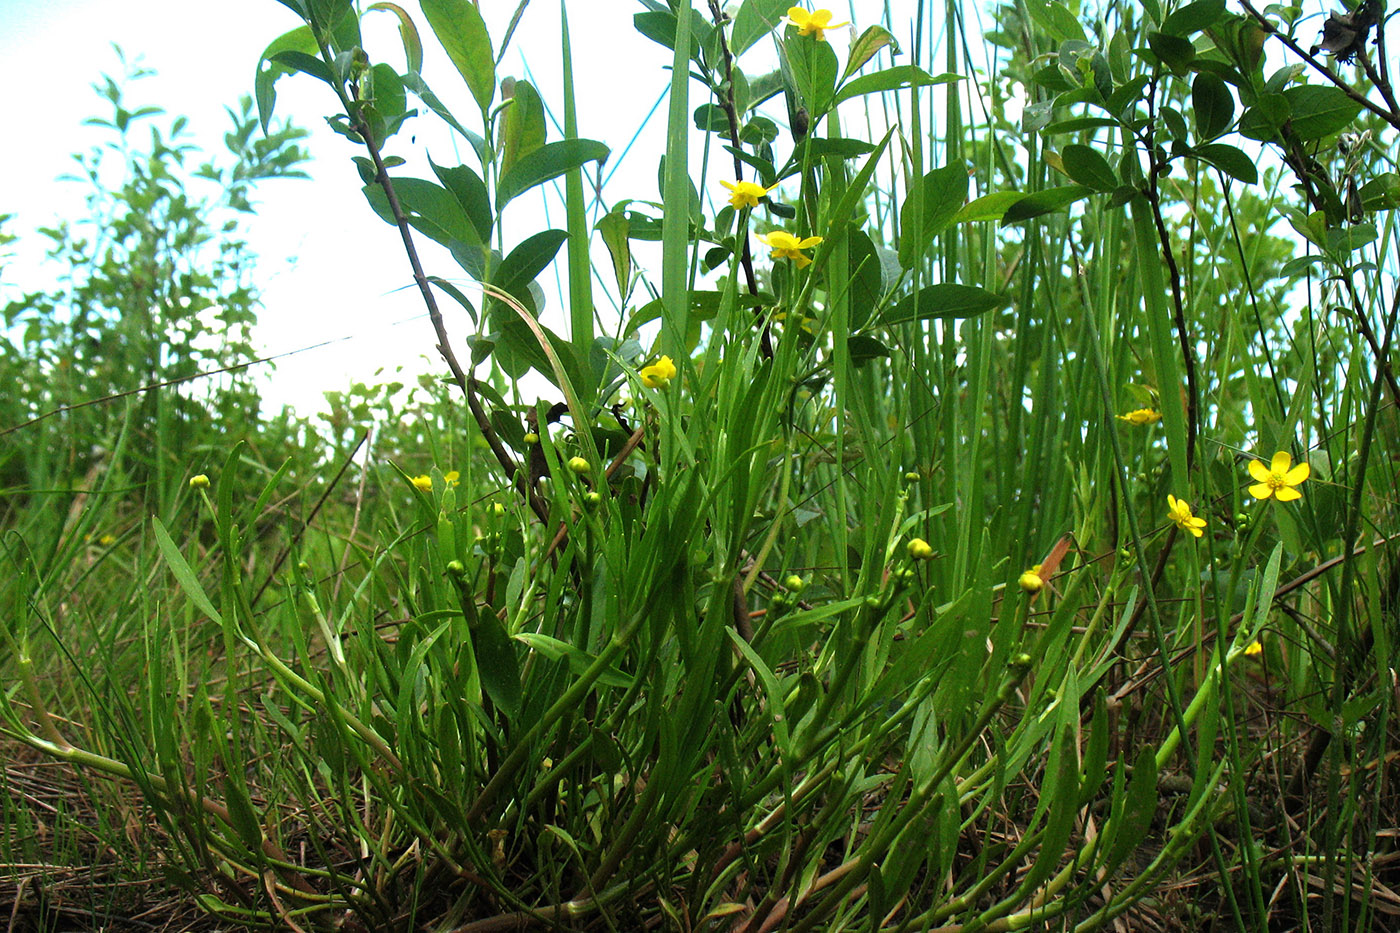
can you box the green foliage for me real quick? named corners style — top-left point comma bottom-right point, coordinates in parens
top-left (7, 3), bottom-right (1400, 932)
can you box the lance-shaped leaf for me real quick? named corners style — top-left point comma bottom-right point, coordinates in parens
top-left (897, 163), bottom-right (968, 269)
top-left (421, 0), bottom-right (495, 112)
top-left (497, 139), bottom-right (609, 209)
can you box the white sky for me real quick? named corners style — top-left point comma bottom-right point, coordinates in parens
top-left (0, 1), bottom-right (925, 416)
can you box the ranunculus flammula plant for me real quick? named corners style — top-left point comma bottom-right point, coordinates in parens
top-left (1247, 450), bottom-right (1310, 501)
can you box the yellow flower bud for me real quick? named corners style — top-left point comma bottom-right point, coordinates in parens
top-left (1018, 570), bottom-right (1044, 593)
top-left (567, 456), bottom-right (590, 475)
top-left (189, 474), bottom-right (210, 489)
top-left (908, 537), bottom-right (935, 560)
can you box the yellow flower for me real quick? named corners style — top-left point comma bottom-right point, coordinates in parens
top-left (1018, 566), bottom-right (1044, 593)
top-left (1166, 494), bottom-right (1207, 538)
top-left (756, 230), bottom-right (823, 268)
top-left (783, 6), bottom-right (849, 40)
top-left (908, 537), bottom-right (934, 560)
top-left (189, 474), bottom-right (210, 489)
top-left (1116, 408), bottom-right (1162, 425)
top-left (1244, 639), bottom-right (1263, 657)
top-left (720, 179), bottom-right (777, 210)
top-left (411, 474), bottom-right (434, 492)
top-left (445, 470), bottom-right (460, 486)
top-left (98, 534), bottom-right (117, 547)
top-left (641, 355), bottom-right (677, 389)
top-left (1247, 451), bottom-right (1310, 501)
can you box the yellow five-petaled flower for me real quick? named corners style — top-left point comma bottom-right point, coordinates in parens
top-left (1166, 494), bottom-right (1207, 538)
top-left (756, 230), bottom-right (823, 268)
top-left (720, 179), bottom-right (777, 210)
top-left (1116, 408), bottom-right (1162, 425)
top-left (1247, 450), bottom-right (1310, 501)
top-left (411, 474), bottom-right (434, 492)
top-left (783, 6), bottom-right (849, 41)
top-left (641, 355), bottom-right (677, 388)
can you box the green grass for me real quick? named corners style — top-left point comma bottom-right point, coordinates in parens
top-left (5, 1), bottom-right (1400, 930)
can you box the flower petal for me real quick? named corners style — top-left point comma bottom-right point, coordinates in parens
top-left (1270, 450), bottom-right (1292, 474)
top-left (1186, 524), bottom-right (1204, 537)
top-left (1248, 482), bottom-right (1274, 500)
top-left (1247, 459), bottom-right (1272, 483)
top-left (796, 235), bottom-right (823, 248)
top-left (1274, 486), bottom-right (1302, 502)
top-left (1283, 461), bottom-right (1310, 485)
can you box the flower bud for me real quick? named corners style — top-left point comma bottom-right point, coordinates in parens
top-left (908, 537), bottom-right (934, 560)
top-left (189, 474), bottom-right (210, 489)
top-left (1018, 570), bottom-right (1044, 594)
top-left (567, 456), bottom-right (590, 475)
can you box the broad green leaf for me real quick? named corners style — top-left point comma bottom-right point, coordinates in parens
top-left (847, 228), bottom-right (883, 329)
top-left (255, 25), bottom-right (320, 131)
top-left (841, 24), bottom-right (901, 81)
top-left (1161, 0), bottom-right (1226, 36)
top-left (1238, 93), bottom-right (1290, 141)
top-left (490, 230), bottom-right (569, 313)
top-left (402, 72), bottom-right (488, 161)
top-left (1191, 72), bottom-right (1233, 140)
top-left (1001, 184), bottom-right (1093, 223)
top-left (952, 190), bottom-right (1026, 224)
top-left (151, 517), bottom-right (221, 623)
top-left (1060, 144), bottom-right (1118, 192)
top-left (596, 209), bottom-right (632, 297)
top-left (221, 776), bottom-right (265, 852)
top-left (473, 615), bottom-right (522, 721)
top-left (497, 139), bottom-right (609, 209)
top-left (1108, 747), bottom-right (1158, 868)
top-left (421, 0), bottom-right (495, 112)
top-left (365, 2), bottom-right (423, 73)
top-left (834, 65), bottom-right (960, 104)
top-left (897, 162), bottom-right (968, 268)
top-left (269, 50), bottom-right (335, 87)
top-left (361, 177), bottom-right (474, 246)
top-left (429, 158), bottom-right (492, 244)
top-left (1193, 143), bottom-right (1258, 184)
top-left (1147, 31), bottom-right (1195, 71)
top-left (883, 284), bottom-right (1006, 325)
top-left (1026, 0), bottom-right (1086, 42)
top-left (731, 0), bottom-right (789, 56)
top-left (847, 334), bottom-right (891, 364)
top-left (785, 23), bottom-right (840, 114)
top-left (1042, 116), bottom-right (1119, 135)
top-left (515, 633), bottom-right (632, 687)
top-left (1284, 84), bottom-right (1362, 140)
top-left (499, 78), bottom-right (547, 178)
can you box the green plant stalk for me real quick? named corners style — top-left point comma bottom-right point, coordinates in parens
top-left (559, 0), bottom-right (593, 358)
top-left (787, 654), bottom-right (1034, 933)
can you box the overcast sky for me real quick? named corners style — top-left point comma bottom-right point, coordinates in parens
top-left (0, 1), bottom-right (927, 416)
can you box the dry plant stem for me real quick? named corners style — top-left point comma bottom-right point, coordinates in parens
top-left (707, 0), bottom-right (761, 300)
top-left (350, 113), bottom-right (547, 524)
top-left (1238, 0), bottom-right (1400, 132)
top-left (1142, 135), bottom-right (1199, 468)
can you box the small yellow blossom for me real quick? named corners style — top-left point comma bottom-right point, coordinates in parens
top-left (98, 534), bottom-right (117, 547)
top-left (720, 179), bottom-right (777, 210)
top-left (1247, 451), bottom-right (1310, 501)
top-left (908, 537), bottom-right (934, 560)
top-left (641, 355), bottom-right (677, 389)
top-left (1116, 408), bottom-right (1162, 426)
top-left (189, 474), bottom-right (210, 489)
top-left (411, 474), bottom-right (434, 492)
top-left (783, 6), bottom-right (849, 41)
top-left (445, 470), bottom-right (460, 486)
top-left (756, 230), bottom-right (823, 268)
top-left (1018, 566), bottom-right (1044, 593)
top-left (1166, 494), bottom-right (1207, 538)
top-left (567, 456), bottom-right (590, 475)
top-left (1244, 639), bottom-right (1263, 657)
